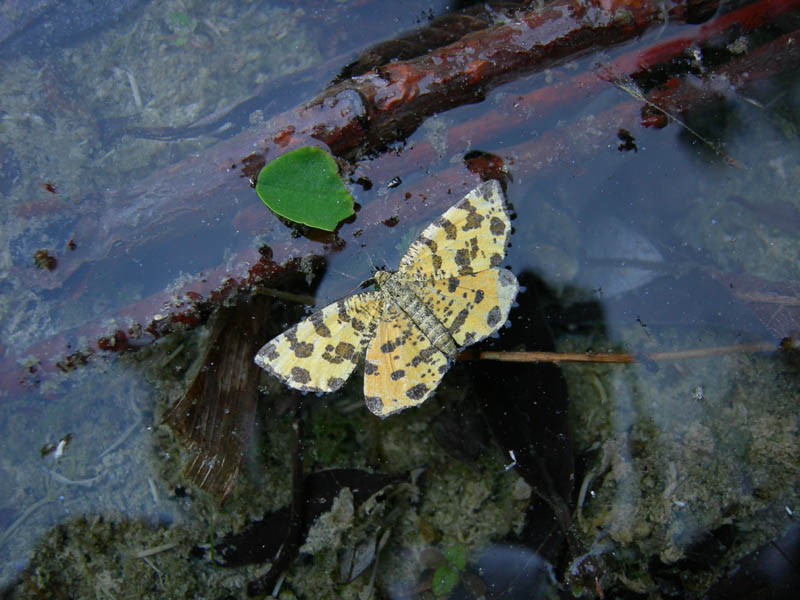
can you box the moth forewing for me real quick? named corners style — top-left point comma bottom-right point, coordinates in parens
top-left (254, 292), bottom-right (382, 393)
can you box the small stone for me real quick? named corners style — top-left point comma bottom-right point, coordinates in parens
top-left (511, 477), bottom-right (532, 501)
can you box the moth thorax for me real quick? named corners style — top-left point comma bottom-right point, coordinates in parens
top-left (374, 270), bottom-right (392, 286)
top-left (378, 271), bottom-right (457, 358)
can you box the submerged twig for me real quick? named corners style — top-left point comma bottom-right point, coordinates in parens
top-left (114, 66), bottom-right (143, 111)
top-left (45, 468), bottom-right (102, 487)
top-left (132, 542), bottom-right (179, 559)
top-left (252, 286), bottom-right (316, 306)
top-left (0, 495), bottom-right (56, 548)
top-left (608, 76), bottom-right (744, 169)
top-left (98, 416), bottom-right (142, 459)
top-left (474, 341), bottom-right (777, 364)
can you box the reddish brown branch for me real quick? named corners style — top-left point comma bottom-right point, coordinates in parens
top-left (261, 0), bottom-right (720, 159)
top-left (355, 0), bottom-right (799, 184)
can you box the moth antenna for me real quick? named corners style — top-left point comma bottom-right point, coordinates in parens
top-left (327, 268), bottom-right (373, 294)
top-left (328, 268), bottom-right (359, 282)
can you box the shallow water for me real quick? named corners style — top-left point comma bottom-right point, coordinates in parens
top-left (0, 0), bottom-right (798, 598)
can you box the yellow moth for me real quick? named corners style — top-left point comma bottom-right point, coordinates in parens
top-left (255, 180), bottom-right (519, 417)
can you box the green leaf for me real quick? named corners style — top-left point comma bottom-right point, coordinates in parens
top-left (432, 564), bottom-right (459, 596)
top-left (445, 545), bottom-right (467, 571)
top-left (255, 146), bottom-right (354, 232)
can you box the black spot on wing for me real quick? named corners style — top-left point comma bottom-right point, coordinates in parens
top-left (436, 217), bottom-right (457, 240)
top-left (364, 361), bottom-right (378, 375)
top-left (327, 377), bottom-right (345, 390)
top-left (321, 341), bottom-right (358, 365)
top-left (259, 343), bottom-right (279, 361)
top-left (291, 366), bottom-right (311, 384)
top-left (406, 383), bottom-right (429, 400)
top-left (489, 215), bottom-right (506, 236)
top-left (410, 346), bottom-right (439, 368)
top-left (422, 236), bottom-right (438, 253)
top-left (286, 330), bottom-right (314, 358)
top-left (486, 305), bottom-right (502, 328)
top-left (336, 300), bottom-right (349, 322)
top-left (462, 208), bottom-right (484, 231)
top-left (294, 342), bottom-right (313, 358)
top-left (390, 369), bottom-right (405, 380)
top-left (449, 308), bottom-right (469, 334)
top-left (469, 236), bottom-right (479, 259)
top-left (454, 248), bottom-right (470, 267)
top-left (335, 341), bottom-right (356, 360)
top-left (310, 312), bottom-right (331, 337)
top-left (365, 395), bottom-right (383, 414)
